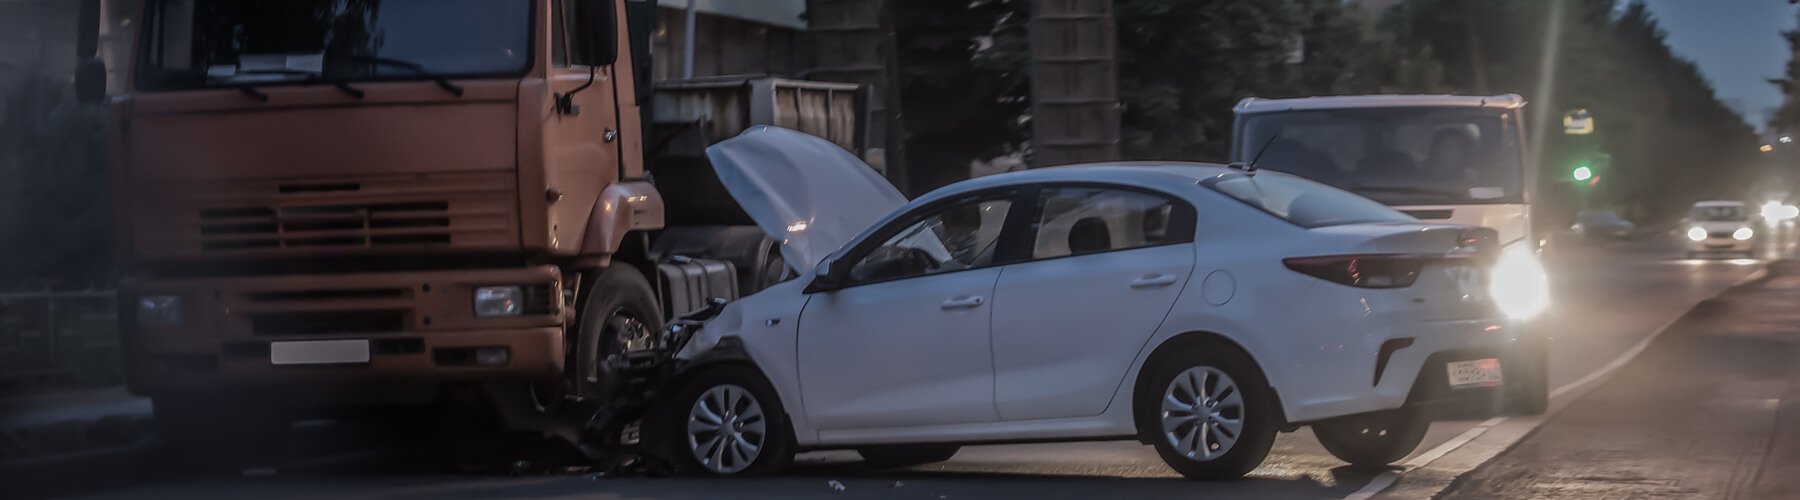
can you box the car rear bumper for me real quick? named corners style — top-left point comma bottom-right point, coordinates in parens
top-left (1286, 317), bottom-right (1539, 423)
top-left (120, 267), bottom-right (568, 401)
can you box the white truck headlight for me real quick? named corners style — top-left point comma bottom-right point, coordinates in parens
top-left (136, 295), bottom-right (184, 328)
top-left (473, 286), bottom-right (523, 317)
top-left (1687, 227), bottom-right (1707, 241)
top-left (1490, 247), bottom-right (1549, 320)
top-left (1734, 227), bottom-right (1754, 240)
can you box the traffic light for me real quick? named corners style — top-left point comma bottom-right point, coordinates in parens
top-left (1572, 165), bottom-right (1593, 181)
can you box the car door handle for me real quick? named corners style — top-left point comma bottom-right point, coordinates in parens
top-left (1130, 274), bottom-right (1179, 288)
top-left (940, 296), bottom-right (985, 310)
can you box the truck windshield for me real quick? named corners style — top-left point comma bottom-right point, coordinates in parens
top-left (135, 0), bottom-right (531, 91)
top-left (1238, 108), bottom-right (1524, 206)
top-left (1691, 205), bottom-right (1747, 221)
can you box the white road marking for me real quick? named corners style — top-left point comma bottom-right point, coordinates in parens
top-left (1341, 266), bottom-right (1769, 499)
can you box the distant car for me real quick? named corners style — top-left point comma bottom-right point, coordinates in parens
top-left (641, 127), bottom-right (1553, 480)
top-left (1570, 210), bottom-right (1635, 241)
top-left (1684, 200), bottom-right (1756, 258)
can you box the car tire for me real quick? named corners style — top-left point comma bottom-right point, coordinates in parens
top-left (1312, 407), bottom-right (1429, 467)
top-left (856, 444), bottom-right (961, 467)
top-left (663, 365), bottom-right (795, 476)
top-left (1139, 345), bottom-right (1279, 480)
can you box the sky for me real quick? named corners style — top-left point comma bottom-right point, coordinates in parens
top-left (1636, 0), bottom-right (1799, 131)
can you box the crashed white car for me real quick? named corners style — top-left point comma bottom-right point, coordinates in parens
top-left (640, 127), bottom-right (1551, 479)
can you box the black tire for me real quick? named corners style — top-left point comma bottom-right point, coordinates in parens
top-left (1508, 334), bottom-right (1551, 416)
top-left (856, 444), bottom-right (961, 467)
top-left (1313, 407), bottom-right (1429, 467)
top-left (154, 396), bottom-right (290, 469)
top-left (1138, 344), bottom-right (1279, 480)
top-left (662, 365), bottom-right (796, 476)
top-left (573, 265), bottom-right (664, 401)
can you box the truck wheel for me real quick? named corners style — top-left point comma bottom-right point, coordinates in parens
top-left (857, 444), bottom-right (961, 467)
top-left (1313, 407), bottom-right (1428, 467)
top-left (664, 365), bottom-right (795, 476)
top-left (154, 396), bottom-right (289, 469)
top-left (1139, 345), bottom-right (1279, 480)
top-left (574, 265), bottom-right (664, 400)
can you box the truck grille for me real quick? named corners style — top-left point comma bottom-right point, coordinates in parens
top-left (199, 201), bottom-right (454, 251)
top-left (134, 172), bottom-right (519, 258)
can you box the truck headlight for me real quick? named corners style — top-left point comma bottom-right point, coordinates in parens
top-left (1734, 227), bottom-right (1754, 240)
top-left (1489, 247), bottom-right (1549, 320)
top-left (135, 295), bottom-right (184, 328)
top-left (473, 286), bottom-right (523, 317)
top-left (1687, 227), bottom-right (1707, 241)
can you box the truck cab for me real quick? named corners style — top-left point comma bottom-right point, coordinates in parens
top-left (98, 0), bottom-right (860, 451)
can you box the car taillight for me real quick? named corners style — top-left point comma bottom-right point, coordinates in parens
top-left (1283, 254), bottom-right (1438, 289)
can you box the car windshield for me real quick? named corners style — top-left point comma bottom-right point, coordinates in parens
top-left (1691, 205), bottom-right (1747, 221)
top-left (135, 0), bottom-right (531, 91)
top-left (1200, 172), bottom-right (1417, 229)
top-left (1238, 108), bottom-right (1523, 206)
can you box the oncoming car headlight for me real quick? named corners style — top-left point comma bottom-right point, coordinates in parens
top-left (1734, 227), bottom-right (1754, 241)
top-left (1489, 247), bottom-right (1549, 320)
top-left (1687, 227), bottom-right (1707, 241)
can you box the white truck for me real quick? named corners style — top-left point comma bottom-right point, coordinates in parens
top-left (1231, 94), bottom-right (1551, 414)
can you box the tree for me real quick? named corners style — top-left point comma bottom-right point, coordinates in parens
top-left (893, 0), bottom-right (1032, 192)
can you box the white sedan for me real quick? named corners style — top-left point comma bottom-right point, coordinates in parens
top-left (641, 127), bottom-right (1551, 479)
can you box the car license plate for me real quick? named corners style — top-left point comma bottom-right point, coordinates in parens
top-left (1446, 358), bottom-right (1503, 389)
top-left (270, 340), bottom-right (371, 365)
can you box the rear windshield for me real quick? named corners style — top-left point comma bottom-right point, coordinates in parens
top-left (1200, 172), bottom-right (1416, 228)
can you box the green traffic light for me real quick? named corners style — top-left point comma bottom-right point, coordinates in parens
top-left (1573, 165), bottom-right (1593, 181)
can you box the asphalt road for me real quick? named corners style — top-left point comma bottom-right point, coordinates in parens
top-left (54, 237), bottom-right (1770, 500)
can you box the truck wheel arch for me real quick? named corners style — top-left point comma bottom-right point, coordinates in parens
top-left (579, 181), bottom-right (665, 257)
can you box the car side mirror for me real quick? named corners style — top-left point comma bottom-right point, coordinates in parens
top-left (75, 58), bottom-right (106, 104)
top-left (578, 0), bottom-right (620, 66)
top-left (805, 259), bottom-right (842, 293)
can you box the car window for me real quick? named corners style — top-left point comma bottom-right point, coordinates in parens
top-left (1030, 187), bottom-right (1181, 259)
top-left (1691, 205), bottom-right (1746, 221)
top-left (847, 197), bottom-right (1013, 285)
top-left (1201, 172), bottom-right (1415, 229)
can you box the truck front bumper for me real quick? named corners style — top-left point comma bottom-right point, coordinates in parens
top-left (121, 266), bottom-right (569, 399)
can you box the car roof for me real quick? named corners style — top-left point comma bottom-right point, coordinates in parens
top-left (915, 162), bottom-right (1238, 203)
top-left (1235, 94), bottom-right (1526, 114)
top-left (1693, 200), bottom-right (1746, 208)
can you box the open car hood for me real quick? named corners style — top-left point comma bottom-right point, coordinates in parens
top-left (706, 126), bottom-right (908, 269)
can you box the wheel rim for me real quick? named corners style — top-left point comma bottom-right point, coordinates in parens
top-left (687, 384), bottom-right (767, 474)
top-left (1161, 366), bottom-right (1246, 461)
top-left (605, 312), bottom-right (655, 356)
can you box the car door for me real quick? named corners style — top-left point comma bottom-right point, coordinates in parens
top-left (990, 185), bottom-right (1199, 421)
top-left (797, 191), bottom-right (1022, 431)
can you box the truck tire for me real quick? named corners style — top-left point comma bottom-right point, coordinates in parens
top-left (1313, 407), bottom-right (1428, 467)
top-left (154, 396), bottom-right (289, 469)
top-left (574, 265), bottom-right (665, 401)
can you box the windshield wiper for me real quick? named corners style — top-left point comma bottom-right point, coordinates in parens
top-left (328, 53), bottom-right (465, 97)
top-left (1350, 184), bottom-right (1465, 198)
top-left (210, 68), bottom-right (365, 100)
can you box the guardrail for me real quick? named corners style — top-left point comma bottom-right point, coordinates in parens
top-left (0, 291), bottom-right (120, 398)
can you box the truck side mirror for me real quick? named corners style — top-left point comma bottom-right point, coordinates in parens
top-left (75, 58), bottom-right (106, 104)
top-left (578, 0), bottom-right (620, 67)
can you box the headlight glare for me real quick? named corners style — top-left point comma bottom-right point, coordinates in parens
top-left (474, 286), bottom-right (523, 317)
top-left (1734, 227), bottom-right (1754, 240)
top-left (1489, 247), bottom-right (1549, 320)
top-left (135, 295), bottom-right (184, 328)
top-left (1687, 227), bottom-right (1707, 241)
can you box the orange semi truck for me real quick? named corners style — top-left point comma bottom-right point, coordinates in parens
top-left (77, 0), bottom-right (865, 450)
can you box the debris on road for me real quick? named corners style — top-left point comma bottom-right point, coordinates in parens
top-left (890, 480), bottom-right (905, 488)
top-left (827, 480), bottom-right (846, 492)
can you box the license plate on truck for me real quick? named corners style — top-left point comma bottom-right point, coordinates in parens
top-left (271, 340), bottom-right (371, 365)
top-left (1446, 358), bottom-right (1504, 389)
